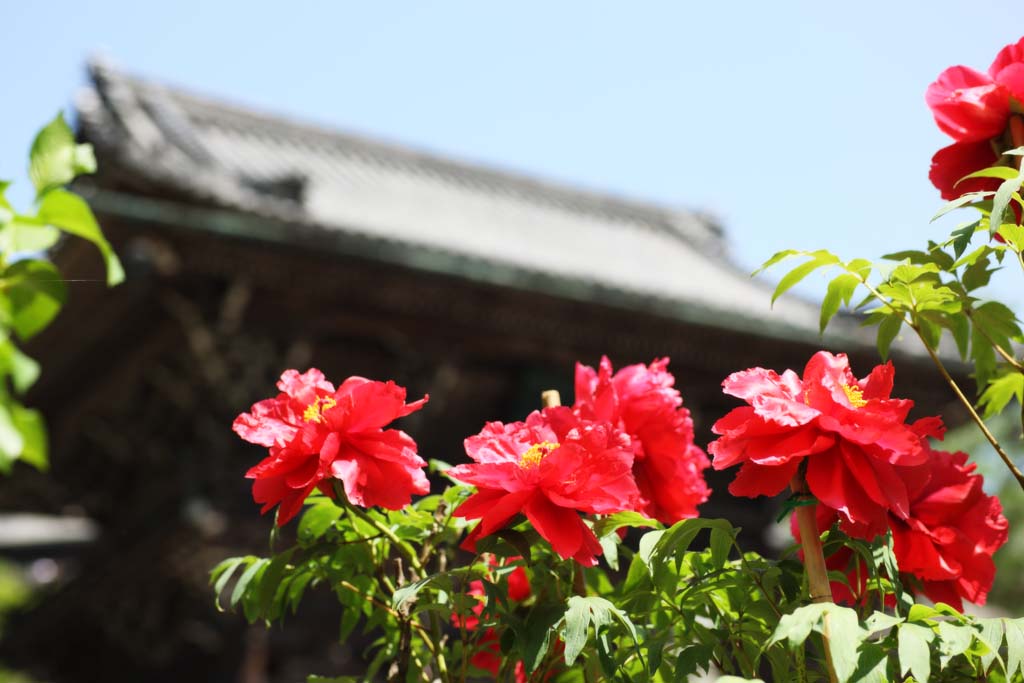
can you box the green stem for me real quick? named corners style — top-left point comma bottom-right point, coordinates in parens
top-left (334, 482), bottom-right (425, 574)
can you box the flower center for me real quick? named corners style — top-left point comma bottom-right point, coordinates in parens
top-left (518, 441), bottom-right (557, 469)
top-left (303, 396), bottom-right (337, 423)
top-left (842, 384), bottom-right (867, 408)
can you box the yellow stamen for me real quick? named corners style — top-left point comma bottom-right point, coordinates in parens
top-left (842, 384), bottom-right (867, 408)
top-left (303, 396), bottom-right (337, 423)
top-left (518, 441), bottom-right (557, 469)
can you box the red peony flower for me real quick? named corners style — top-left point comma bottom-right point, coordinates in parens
top-left (708, 351), bottom-right (942, 537)
top-left (450, 407), bottom-right (640, 566)
top-left (573, 356), bottom-right (710, 524)
top-left (925, 65), bottom-right (1010, 142)
top-left (928, 140), bottom-right (1002, 201)
top-left (233, 369), bottom-right (429, 524)
top-left (989, 36), bottom-right (1024, 103)
top-left (889, 447), bottom-right (1009, 610)
top-left (792, 446), bottom-right (1009, 610)
top-left (927, 37), bottom-right (1024, 200)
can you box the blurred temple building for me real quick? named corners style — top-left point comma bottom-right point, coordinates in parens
top-left (0, 60), bottom-right (966, 682)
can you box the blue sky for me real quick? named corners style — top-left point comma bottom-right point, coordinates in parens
top-left (4, 1), bottom-right (1022, 303)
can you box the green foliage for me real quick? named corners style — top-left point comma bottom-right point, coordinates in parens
top-left (0, 113), bottom-right (121, 473)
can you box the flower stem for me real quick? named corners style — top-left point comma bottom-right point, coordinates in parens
top-left (790, 472), bottom-right (838, 683)
top-left (913, 326), bottom-right (1024, 491)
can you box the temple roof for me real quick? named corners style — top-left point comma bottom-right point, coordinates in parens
top-left (75, 58), bottom-right (867, 344)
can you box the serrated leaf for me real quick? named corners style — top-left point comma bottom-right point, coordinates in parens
top-left (36, 190), bottom-right (124, 285)
top-left (898, 623), bottom-right (933, 683)
top-left (962, 255), bottom-right (995, 291)
top-left (28, 112), bottom-right (97, 195)
top-left (978, 372), bottom-right (1024, 418)
top-left (949, 220), bottom-right (981, 260)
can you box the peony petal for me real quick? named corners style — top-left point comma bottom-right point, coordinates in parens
top-left (727, 459), bottom-right (800, 498)
top-left (926, 65), bottom-right (1010, 142)
top-left (928, 141), bottom-right (1002, 200)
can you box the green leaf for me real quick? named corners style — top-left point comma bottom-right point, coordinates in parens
top-left (709, 526), bottom-right (735, 568)
top-left (962, 254), bottom-right (995, 291)
top-left (230, 558), bottom-right (269, 608)
top-left (990, 174), bottom-right (1024, 235)
top-left (637, 529), bottom-right (665, 567)
top-left (826, 605), bottom-right (865, 683)
top-left (591, 511), bottom-right (659, 538)
top-left (949, 314), bottom-right (970, 359)
top-left (558, 596), bottom-right (640, 670)
top-left (960, 165), bottom-right (1022, 182)
top-left (770, 603), bottom-right (831, 648)
top-left (1005, 618), bottom-right (1024, 678)
top-left (36, 190), bottom-right (124, 285)
top-left (917, 316), bottom-right (941, 350)
top-left (210, 557), bottom-right (247, 611)
top-left (0, 403), bottom-right (25, 471)
top-left (771, 251), bottom-right (840, 305)
top-left (976, 618), bottom-right (1006, 673)
top-left (0, 340), bottom-right (41, 394)
top-left (820, 273), bottom-right (860, 333)
top-left (931, 192), bottom-right (995, 222)
top-left (28, 112), bottom-right (97, 195)
top-left (391, 575), bottom-right (435, 612)
top-left (520, 603), bottom-right (564, 674)
top-left (561, 596), bottom-right (591, 666)
top-left (673, 644), bottom-right (713, 681)
top-left (10, 405), bottom-right (47, 471)
top-left (257, 549), bottom-right (295, 618)
top-left (898, 623), bottom-right (934, 683)
top-left (4, 260), bottom-right (67, 340)
top-left (936, 621), bottom-right (974, 668)
top-left (0, 217), bottom-right (60, 255)
top-left (753, 249), bottom-right (800, 276)
top-left (307, 676), bottom-right (358, 683)
top-left (297, 500), bottom-right (343, 544)
top-left (876, 314), bottom-right (903, 361)
top-left (949, 221), bottom-right (981, 260)
top-left (978, 372), bottom-right (1024, 418)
